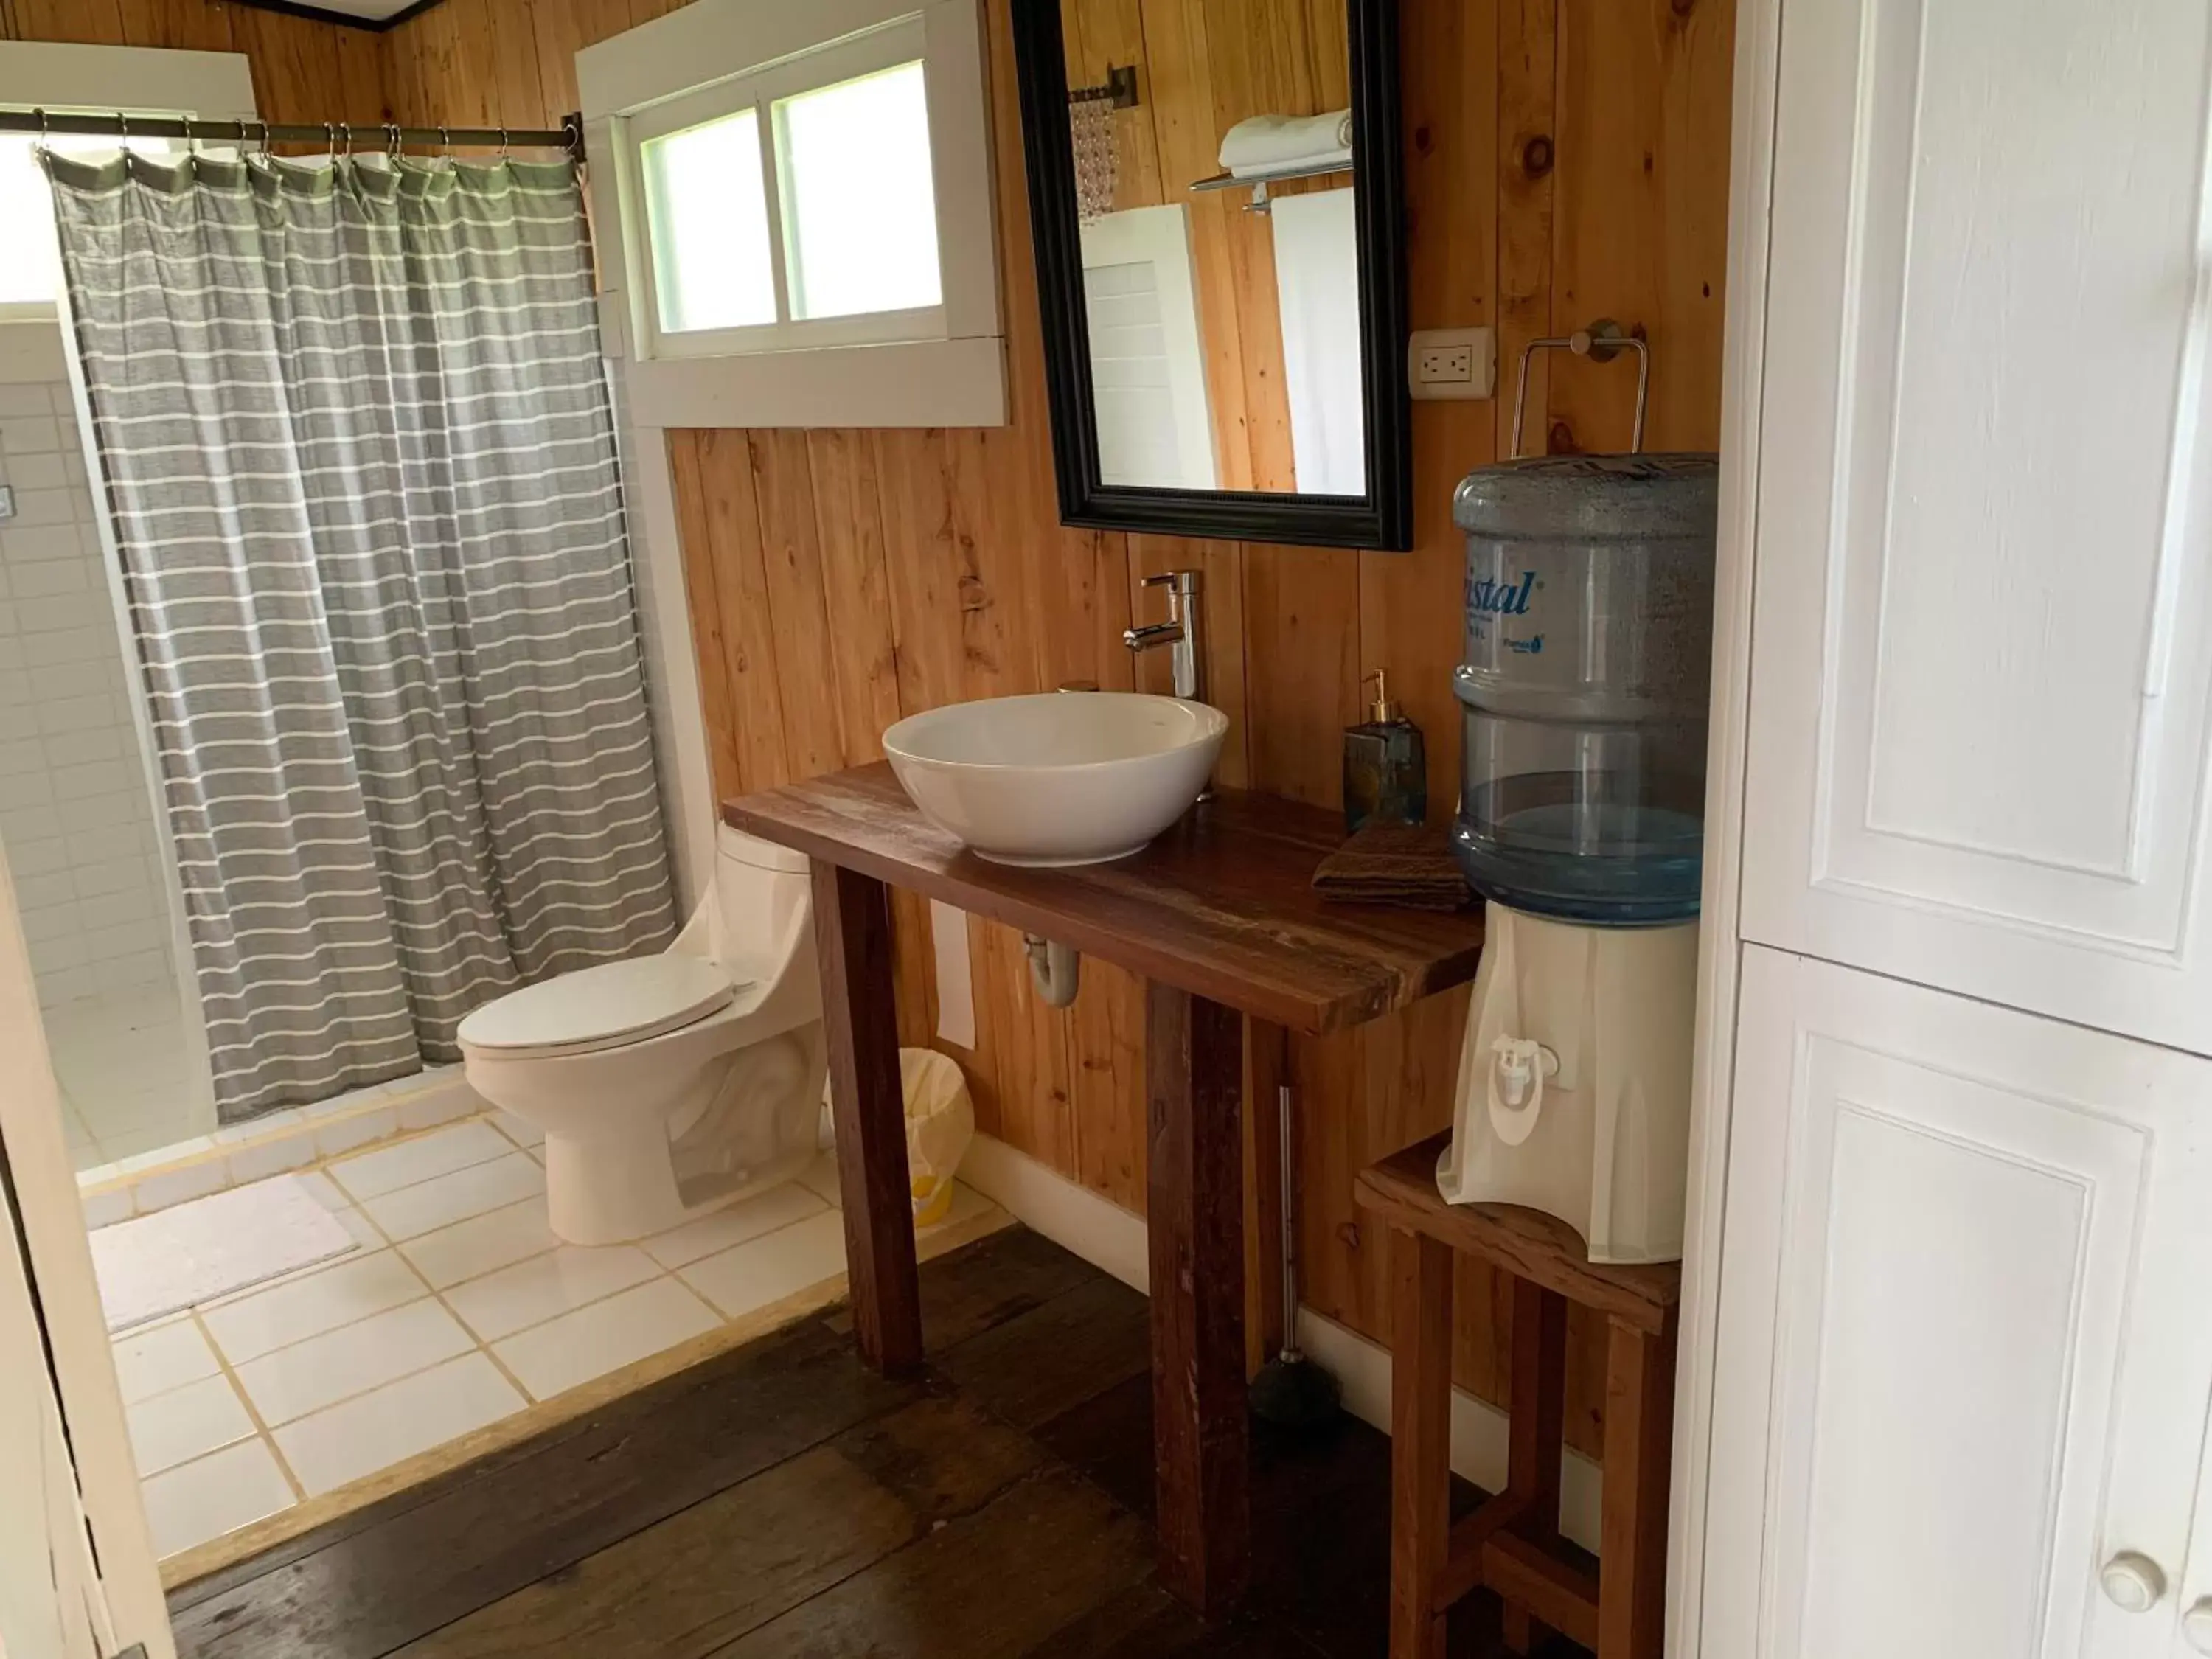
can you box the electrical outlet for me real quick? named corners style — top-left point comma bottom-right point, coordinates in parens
top-left (1408, 327), bottom-right (1496, 401)
top-left (1420, 343), bottom-right (1474, 383)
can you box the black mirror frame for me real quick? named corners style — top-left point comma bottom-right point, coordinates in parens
top-left (1009, 0), bottom-right (1411, 552)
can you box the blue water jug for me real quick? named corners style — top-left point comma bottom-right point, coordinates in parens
top-left (1450, 453), bottom-right (1719, 925)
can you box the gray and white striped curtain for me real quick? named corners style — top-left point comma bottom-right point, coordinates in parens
top-left (45, 151), bottom-right (678, 1122)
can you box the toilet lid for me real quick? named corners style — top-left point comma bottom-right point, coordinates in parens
top-left (458, 954), bottom-right (737, 1056)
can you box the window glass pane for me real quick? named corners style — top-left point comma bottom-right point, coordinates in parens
top-left (0, 134), bottom-right (173, 309)
top-left (775, 60), bottom-right (941, 321)
top-left (641, 108), bottom-right (776, 334)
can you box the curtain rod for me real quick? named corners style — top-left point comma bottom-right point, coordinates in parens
top-left (0, 110), bottom-right (583, 156)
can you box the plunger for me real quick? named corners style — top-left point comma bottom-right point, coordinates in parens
top-left (1248, 1081), bottom-right (1342, 1429)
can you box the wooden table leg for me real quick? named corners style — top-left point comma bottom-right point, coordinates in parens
top-left (1244, 1018), bottom-right (1290, 1377)
top-left (812, 860), bottom-right (921, 1377)
top-left (1598, 1312), bottom-right (1677, 1659)
top-left (1389, 1225), bottom-right (1453, 1659)
top-left (1503, 1281), bottom-right (1569, 1652)
top-left (1146, 980), bottom-right (1248, 1618)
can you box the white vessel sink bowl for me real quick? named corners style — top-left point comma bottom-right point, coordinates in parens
top-left (883, 692), bottom-right (1228, 867)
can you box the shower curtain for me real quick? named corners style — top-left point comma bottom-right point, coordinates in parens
top-left (44, 150), bottom-right (679, 1122)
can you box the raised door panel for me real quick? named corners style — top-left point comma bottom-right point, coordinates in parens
top-left (1739, 0), bottom-right (2212, 1053)
top-left (1700, 949), bottom-right (2212, 1659)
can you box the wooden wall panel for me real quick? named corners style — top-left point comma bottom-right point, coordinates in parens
top-left (376, 0), bottom-right (1735, 1461)
top-left (1545, 0), bottom-right (1733, 456)
top-left (114, 0), bottom-right (233, 55)
top-left (3, 0), bottom-right (389, 130)
top-left (803, 430), bottom-right (904, 767)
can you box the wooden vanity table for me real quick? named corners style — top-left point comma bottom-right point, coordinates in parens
top-left (725, 763), bottom-right (1486, 1618)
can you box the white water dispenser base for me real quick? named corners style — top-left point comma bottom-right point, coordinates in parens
top-left (1436, 900), bottom-right (1699, 1265)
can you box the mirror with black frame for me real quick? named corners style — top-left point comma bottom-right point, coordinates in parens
top-left (1009, 0), bottom-right (1410, 551)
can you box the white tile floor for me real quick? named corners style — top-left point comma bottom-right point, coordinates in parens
top-left (114, 1113), bottom-right (1001, 1562)
top-left (46, 982), bottom-right (206, 1169)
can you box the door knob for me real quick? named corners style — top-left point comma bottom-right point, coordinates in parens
top-left (2098, 1552), bottom-right (2166, 1614)
top-left (2181, 1596), bottom-right (2212, 1655)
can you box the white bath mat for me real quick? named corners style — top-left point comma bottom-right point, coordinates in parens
top-left (90, 1174), bottom-right (361, 1333)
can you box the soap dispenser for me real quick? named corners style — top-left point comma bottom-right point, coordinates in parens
top-left (1343, 670), bottom-right (1427, 834)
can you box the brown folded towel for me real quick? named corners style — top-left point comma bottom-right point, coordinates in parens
top-left (1312, 822), bottom-right (1472, 911)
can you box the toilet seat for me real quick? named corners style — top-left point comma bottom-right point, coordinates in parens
top-left (459, 954), bottom-right (745, 1060)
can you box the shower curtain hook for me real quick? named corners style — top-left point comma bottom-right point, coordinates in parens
top-left (498, 126), bottom-right (510, 159)
top-left (29, 107), bottom-right (49, 159)
top-left (439, 125), bottom-right (451, 161)
top-left (181, 114), bottom-right (198, 160)
top-left (387, 122), bottom-right (404, 161)
top-left (340, 122), bottom-right (355, 161)
top-left (115, 110), bottom-right (131, 173)
top-left (324, 122), bottom-right (338, 163)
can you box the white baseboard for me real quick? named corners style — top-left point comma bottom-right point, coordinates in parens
top-left (956, 1131), bottom-right (1603, 1554)
top-left (959, 1132), bottom-right (1150, 1293)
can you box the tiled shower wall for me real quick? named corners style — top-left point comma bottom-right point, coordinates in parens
top-left (0, 327), bottom-right (173, 1009)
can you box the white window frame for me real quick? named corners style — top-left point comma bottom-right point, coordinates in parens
top-left (0, 41), bottom-right (258, 323)
top-left (580, 0), bottom-right (1005, 428)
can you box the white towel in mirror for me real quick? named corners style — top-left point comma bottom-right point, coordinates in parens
top-left (1218, 110), bottom-right (1354, 177)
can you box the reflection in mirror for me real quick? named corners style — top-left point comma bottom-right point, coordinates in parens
top-left (1060, 0), bottom-right (1365, 497)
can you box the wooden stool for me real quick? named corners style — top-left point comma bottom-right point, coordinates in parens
top-left (1355, 1133), bottom-right (1681, 1659)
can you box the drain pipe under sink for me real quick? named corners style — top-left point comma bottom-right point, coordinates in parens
top-left (1023, 934), bottom-right (1082, 1007)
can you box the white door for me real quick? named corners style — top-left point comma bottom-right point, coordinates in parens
top-left (0, 844), bottom-right (173, 1659)
top-left (1735, 0), bottom-right (2212, 1056)
top-left (1, 1159), bottom-right (119, 1659)
top-left (1701, 947), bottom-right (2212, 1659)
top-left (1079, 204), bottom-right (1218, 489)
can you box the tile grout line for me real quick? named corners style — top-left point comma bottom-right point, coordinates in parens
top-left (386, 1210), bottom-right (543, 1411)
top-left (185, 1305), bottom-right (309, 1508)
top-left (77, 1069), bottom-right (479, 1202)
top-left (321, 1126), bottom-right (521, 1211)
top-left (116, 1117), bottom-right (949, 1551)
top-left (215, 1177), bottom-right (497, 1438)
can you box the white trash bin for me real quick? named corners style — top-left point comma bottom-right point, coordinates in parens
top-left (1434, 900), bottom-right (1698, 1265)
top-left (900, 1048), bottom-right (974, 1228)
top-left (818, 1048), bottom-right (977, 1228)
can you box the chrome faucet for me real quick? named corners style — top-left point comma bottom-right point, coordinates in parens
top-left (1123, 570), bottom-right (1206, 705)
top-left (1125, 569), bottom-right (1211, 802)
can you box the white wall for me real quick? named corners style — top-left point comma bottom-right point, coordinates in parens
top-left (0, 327), bottom-right (171, 1010)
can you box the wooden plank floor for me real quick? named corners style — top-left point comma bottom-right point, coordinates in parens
top-left (170, 1227), bottom-right (1587, 1658)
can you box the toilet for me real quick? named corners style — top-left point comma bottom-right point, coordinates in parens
top-left (458, 826), bottom-right (826, 1246)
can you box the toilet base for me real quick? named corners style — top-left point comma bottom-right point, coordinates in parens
top-left (542, 1130), bottom-right (813, 1245)
top-left (476, 1026), bottom-right (830, 1248)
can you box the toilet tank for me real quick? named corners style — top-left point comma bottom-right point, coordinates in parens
top-left (712, 825), bottom-right (813, 975)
